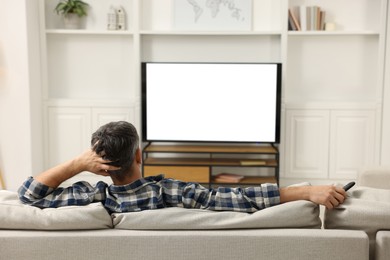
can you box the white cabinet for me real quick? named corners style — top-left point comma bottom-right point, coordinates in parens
top-left (329, 110), bottom-right (376, 179)
top-left (38, 0), bottom-right (387, 184)
top-left (282, 0), bottom-right (386, 182)
top-left (40, 0), bottom-right (139, 171)
top-left (46, 104), bottom-right (134, 185)
top-left (285, 110), bottom-right (330, 179)
top-left (285, 108), bottom-right (377, 180)
top-left (47, 107), bottom-right (91, 168)
top-left (46, 104), bottom-right (134, 167)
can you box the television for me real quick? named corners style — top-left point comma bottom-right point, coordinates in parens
top-left (141, 62), bottom-right (282, 143)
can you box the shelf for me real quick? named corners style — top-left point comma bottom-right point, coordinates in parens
top-left (288, 31), bottom-right (380, 36)
top-left (211, 176), bottom-right (277, 185)
top-left (45, 30), bottom-right (378, 36)
top-left (44, 98), bottom-right (134, 107)
top-left (140, 30), bottom-right (282, 36)
top-left (144, 157), bottom-right (278, 167)
top-left (143, 144), bottom-right (278, 154)
top-left (140, 30), bottom-right (379, 37)
top-left (283, 101), bottom-right (381, 110)
top-left (142, 144), bottom-right (279, 187)
top-left (46, 29), bottom-right (133, 35)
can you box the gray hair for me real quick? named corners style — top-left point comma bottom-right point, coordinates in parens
top-left (91, 121), bottom-right (139, 175)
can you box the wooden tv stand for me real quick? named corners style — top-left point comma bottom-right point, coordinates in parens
top-left (142, 143), bottom-right (279, 187)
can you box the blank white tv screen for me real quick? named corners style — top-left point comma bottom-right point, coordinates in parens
top-left (142, 62), bottom-right (281, 143)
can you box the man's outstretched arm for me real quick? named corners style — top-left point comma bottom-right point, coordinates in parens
top-left (164, 178), bottom-right (347, 212)
top-left (280, 185), bottom-right (346, 209)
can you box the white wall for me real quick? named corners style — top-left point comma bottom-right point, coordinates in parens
top-left (0, 0), bottom-right (42, 191)
top-left (381, 2), bottom-right (390, 164)
top-left (0, 0), bottom-right (389, 191)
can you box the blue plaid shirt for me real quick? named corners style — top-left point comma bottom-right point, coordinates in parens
top-left (18, 175), bottom-right (280, 213)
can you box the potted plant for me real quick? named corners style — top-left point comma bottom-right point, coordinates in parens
top-left (54, 0), bottom-right (89, 29)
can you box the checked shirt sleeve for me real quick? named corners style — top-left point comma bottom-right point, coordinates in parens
top-left (18, 176), bottom-right (107, 208)
top-left (160, 178), bottom-right (280, 213)
top-left (205, 184), bottom-right (281, 212)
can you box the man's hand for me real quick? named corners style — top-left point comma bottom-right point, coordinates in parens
top-left (306, 185), bottom-right (346, 209)
top-left (280, 185), bottom-right (347, 209)
top-left (73, 149), bottom-right (120, 176)
top-left (35, 149), bottom-right (120, 188)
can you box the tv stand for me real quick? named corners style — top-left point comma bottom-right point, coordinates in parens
top-left (142, 143), bottom-right (279, 187)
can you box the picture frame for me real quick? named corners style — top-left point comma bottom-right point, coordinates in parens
top-left (173, 0), bottom-right (252, 31)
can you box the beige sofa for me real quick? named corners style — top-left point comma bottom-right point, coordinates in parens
top-left (0, 189), bottom-right (370, 260)
top-left (324, 167), bottom-right (390, 260)
top-left (2, 167), bottom-right (390, 260)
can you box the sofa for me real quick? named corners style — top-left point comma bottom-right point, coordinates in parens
top-left (324, 166), bottom-right (390, 260)
top-left (0, 190), bottom-right (368, 260)
top-left (324, 185), bottom-right (390, 260)
top-left (0, 170), bottom-right (389, 260)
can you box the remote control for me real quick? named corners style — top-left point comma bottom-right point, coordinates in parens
top-left (343, 181), bottom-right (355, 191)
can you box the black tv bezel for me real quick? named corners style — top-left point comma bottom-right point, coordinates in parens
top-left (141, 62), bottom-right (282, 144)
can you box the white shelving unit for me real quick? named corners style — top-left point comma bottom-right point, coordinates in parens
top-left (283, 0), bottom-right (386, 185)
top-left (38, 0), bottom-right (388, 185)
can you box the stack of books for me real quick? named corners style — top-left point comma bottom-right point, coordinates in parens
top-left (289, 6), bottom-right (326, 31)
top-left (214, 173), bottom-right (244, 183)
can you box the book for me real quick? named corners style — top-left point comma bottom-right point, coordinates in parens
top-left (311, 6), bottom-right (318, 31)
top-left (319, 11), bottom-right (326, 30)
top-left (240, 160), bottom-right (267, 166)
top-left (288, 15), bottom-right (297, 31)
top-left (299, 5), bottom-right (307, 31)
top-left (306, 6), bottom-right (312, 30)
top-left (298, 5), bottom-right (325, 31)
top-left (288, 18), bottom-right (294, 31)
top-left (288, 9), bottom-right (301, 31)
top-left (316, 7), bottom-right (321, 30)
top-left (214, 173), bottom-right (244, 183)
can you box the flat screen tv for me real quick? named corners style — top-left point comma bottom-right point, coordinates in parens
top-left (141, 62), bottom-right (282, 143)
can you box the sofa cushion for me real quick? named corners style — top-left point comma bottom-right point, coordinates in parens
top-left (324, 187), bottom-right (390, 234)
top-left (113, 200), bottom-right (321, 230)
top-left (0, 229), bottom-right (368, 260)
top-left (0, 191), bottom-right (113, 230)
top-left (324, 186), bottom-right (390, 259)
top-left (358, 166), bottom-right (390, 189)
top-left (376, 231), bottom-right (390, 260)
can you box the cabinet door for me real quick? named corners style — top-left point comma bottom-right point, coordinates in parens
top-left (285, 110), bottom-right (330, 179)
top-left (329, 110), bottom-right (376, 179)
top-left (47, 107), bottom-right (91, 167)
top-left (144, 166), bottom-right (210, 183)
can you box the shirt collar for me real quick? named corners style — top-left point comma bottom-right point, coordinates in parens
top-left (109, 174), bottom-right (165, 193)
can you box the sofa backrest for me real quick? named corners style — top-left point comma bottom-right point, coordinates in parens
top-left (358, 166), bottom-right (390, 190)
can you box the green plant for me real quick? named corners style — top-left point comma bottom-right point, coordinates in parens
top-left (54, 0), bottom-right (89, 17)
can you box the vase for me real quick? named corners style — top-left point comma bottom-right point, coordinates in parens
top-left (63, 13), bottom-right (81, 29)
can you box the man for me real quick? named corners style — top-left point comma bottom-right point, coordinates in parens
top-left (18, 121), bottom-right (346, 213)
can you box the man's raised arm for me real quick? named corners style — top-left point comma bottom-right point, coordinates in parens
top-left (35, 148), bottom-right (118, 189)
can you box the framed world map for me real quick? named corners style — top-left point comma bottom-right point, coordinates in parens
top-left (173, 0), bottom-right (252, 31)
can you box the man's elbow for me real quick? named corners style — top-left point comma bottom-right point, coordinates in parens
top-left (17, 186), bottom-right (37, 205)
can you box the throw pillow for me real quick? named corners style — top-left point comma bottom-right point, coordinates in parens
top-left (0, 190), bottom-right (113, 230)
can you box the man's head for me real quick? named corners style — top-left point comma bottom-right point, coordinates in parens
top-left (91, 121), bottom-right (139, 177)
